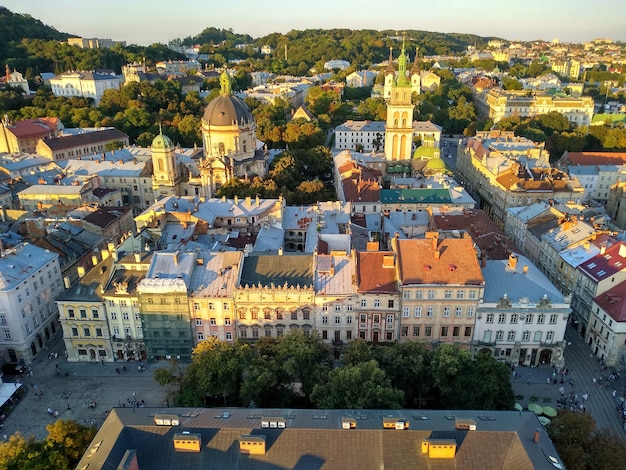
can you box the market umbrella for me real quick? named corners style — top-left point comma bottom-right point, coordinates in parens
top-left (514, 403), bottom-right (524, 411)
top-left (543, 406), bottom-right (558, 417)
top-left (528, 402), bottom-right (543, 414)
top-left (538, 416), bottom-right (551, 426)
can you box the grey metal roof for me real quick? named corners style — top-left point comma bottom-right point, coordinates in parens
top-left (76, 407), bottom-right (564, 470)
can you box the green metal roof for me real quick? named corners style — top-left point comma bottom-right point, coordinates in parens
top-left (380, 188), bottom-right (452, 204)
top-left (240, 254), bottom-right (313, 288)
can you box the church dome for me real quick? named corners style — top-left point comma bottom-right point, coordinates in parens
top-left (152, 132), bottom-right (173, 149)
top-left (202, 94), bottom-right (254, 127)
top-left (424, 156), bottom-right (446, 171)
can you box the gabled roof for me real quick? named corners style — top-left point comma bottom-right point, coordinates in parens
top-left (40, 128), bottom-right (129, 151)
top-left (356, 251), bottom-right (398, 294)
top-left (395, 237), bottom-right (484, 286)
top-left (594, 279), bottom-right (626, 322)
top-left (3, 118), bottom-right (58, 138)
top-left (75, 407), bottom-right (564, 470)
top-left (578, 242), bottom-right (626, 282)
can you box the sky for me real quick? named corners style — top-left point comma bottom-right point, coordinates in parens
top-left (2, 0), bottom-right (624, 46)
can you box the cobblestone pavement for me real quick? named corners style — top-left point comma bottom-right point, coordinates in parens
top-left (1, 337), bottom-right (172, 441)
top-left (510, 325), bottom-right (626, 439)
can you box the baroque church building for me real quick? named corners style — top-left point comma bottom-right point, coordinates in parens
top-left (199, 71), bottom-right (268, 198)
top-left (150, 70), bottom-right (268, 201)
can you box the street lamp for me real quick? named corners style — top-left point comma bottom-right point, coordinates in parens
top-left (61, 391), bottom-right (71, 410)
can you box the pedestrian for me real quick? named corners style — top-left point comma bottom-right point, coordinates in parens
top-left (138, 365), bottom-right (142, 373)
top-left (101, 358), bottom-right (104, 366)
top-left (115, 368), bottom-right (120, 375)
top-left (593, 378), bottom-right (596, 384)
top-left (613, 390), bottom-right (617, 398)
top-left (546, 377), bottom-right (550, 384)
top-left (122, 366), bottom-right (126, 373)
top-left (132, 392), bottom-right (136, 398)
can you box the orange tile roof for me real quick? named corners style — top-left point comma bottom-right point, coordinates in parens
top-left (356, 251), bottom-right (398, 294)
top-left (396, 237), bottom-right (484, 285)
top-left (432, 208), bottom-right (519, 260)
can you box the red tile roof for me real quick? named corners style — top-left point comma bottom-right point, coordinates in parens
top-left (432, 208), bottom-right (519, 260)
top-left (5, 118), bottom-right (58, 138)
top-left (395, 237), bottom-right (484, 285)
top-left (356, 251), bottom-right (398, 294)
top-left (578, 242), bottom-right (626, 281)
top-left (561, 151), bottom-right (626, 166)
top-left (593, 280), bottom-right (626, 322)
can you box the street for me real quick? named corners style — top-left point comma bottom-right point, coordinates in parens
top-left (511, 325), bottom-right (626, 439)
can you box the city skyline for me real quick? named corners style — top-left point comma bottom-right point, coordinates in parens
top-left (2, 0), bottom-right (624, 47)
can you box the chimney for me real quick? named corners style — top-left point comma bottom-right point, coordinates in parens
top-left (77, 266), bottom-right (86, 278)
top-left (102, 250), bottom-right (110, 260)
top-left (63, 277), bottom-right (71, 289)
top-left (92, 255), bottom-right (99, 266)
top-left (508, 253), bottom-right (518, 270)
top-left (600, 245), bottom-right (606, 255)
top-left (425, 231), bottom-right (439, 250)
top-left (619, 244), bottom-right (626, 258)
top-left (246, 196), bottom-right (251, 207)
top-left (173, 252), bottom-right (178, 265)
top-left (234, 195), bottom-right (239, 205)
top-left (134, 252), bottom-right (141, 263)
top-left (278, 247), bottom-right (283, 256)
top-left (366, 240), bottom-right (379, 251)
top-left (533, 428), bottom-right (541, 443)
top-left (523, 265), bottom-right (528, 275)
top-left (256, 194), bottom-right (260, 206)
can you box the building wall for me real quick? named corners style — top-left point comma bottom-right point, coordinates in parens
top-left (0, 247), bottom-right (63, 365)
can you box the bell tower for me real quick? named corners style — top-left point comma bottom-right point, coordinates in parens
top-left (151, 126), bottom-right (181, 198)
top-left (384, 38), bottom-right (415, 161)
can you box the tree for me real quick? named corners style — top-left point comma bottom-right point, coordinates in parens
top-left (502, 76), bottom-right (522, 90)
top-left (546, 411), bottom-right (595, 470)
top-left (310, 360), bottom-right (403, 409)
top-left (43, 419), bottom-right (97, 467)
top-left (273, 330), bottom-right (332, 405)
top-left (182, 338), bottom-right (251, 406)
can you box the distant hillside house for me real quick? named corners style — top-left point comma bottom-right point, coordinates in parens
top-left (0, 65), bottom-right (30, 94)
top-left (36, 128), bottom-right (130, 162)
top-left (346, 70), bottom-right (377, 88)
top-left (67, 37), bottom-right (125, 49)
top-left (49, 70), bottom-right (124, 105)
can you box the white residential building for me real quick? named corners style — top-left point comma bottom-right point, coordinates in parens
top-left (0, 243), bottom-right (63, 365)
top-left (49, 70), bottom-right (123, 105)
top-left (474, 254), bottom-right (570, 367)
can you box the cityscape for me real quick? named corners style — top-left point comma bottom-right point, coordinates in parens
top-left (0, 5), bottom-right (625, 469)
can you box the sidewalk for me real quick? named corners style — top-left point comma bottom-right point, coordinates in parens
top-left (1, 338), bottom-right (172, 440)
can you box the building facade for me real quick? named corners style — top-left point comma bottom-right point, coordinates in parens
top-left (474, 254), bottom-right (569, 366)
top-left (0, 243), bottom-right (63, 365)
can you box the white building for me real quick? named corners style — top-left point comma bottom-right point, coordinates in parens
top-left (346, 71), bottom-right (377, 88)
top-left (473, 254), bottom-right (570, 367)
top-left (587, 277), bottom-right (626, 369)
top-left (334, 120), bottom-right (442, 152)
top-left (49, 70), bottom-right (123, 105)
top-left (0, 243), bottom-right (63, 365)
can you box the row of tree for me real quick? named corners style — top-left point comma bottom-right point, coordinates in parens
top-left (153, 331), bottom-right (515, 411)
